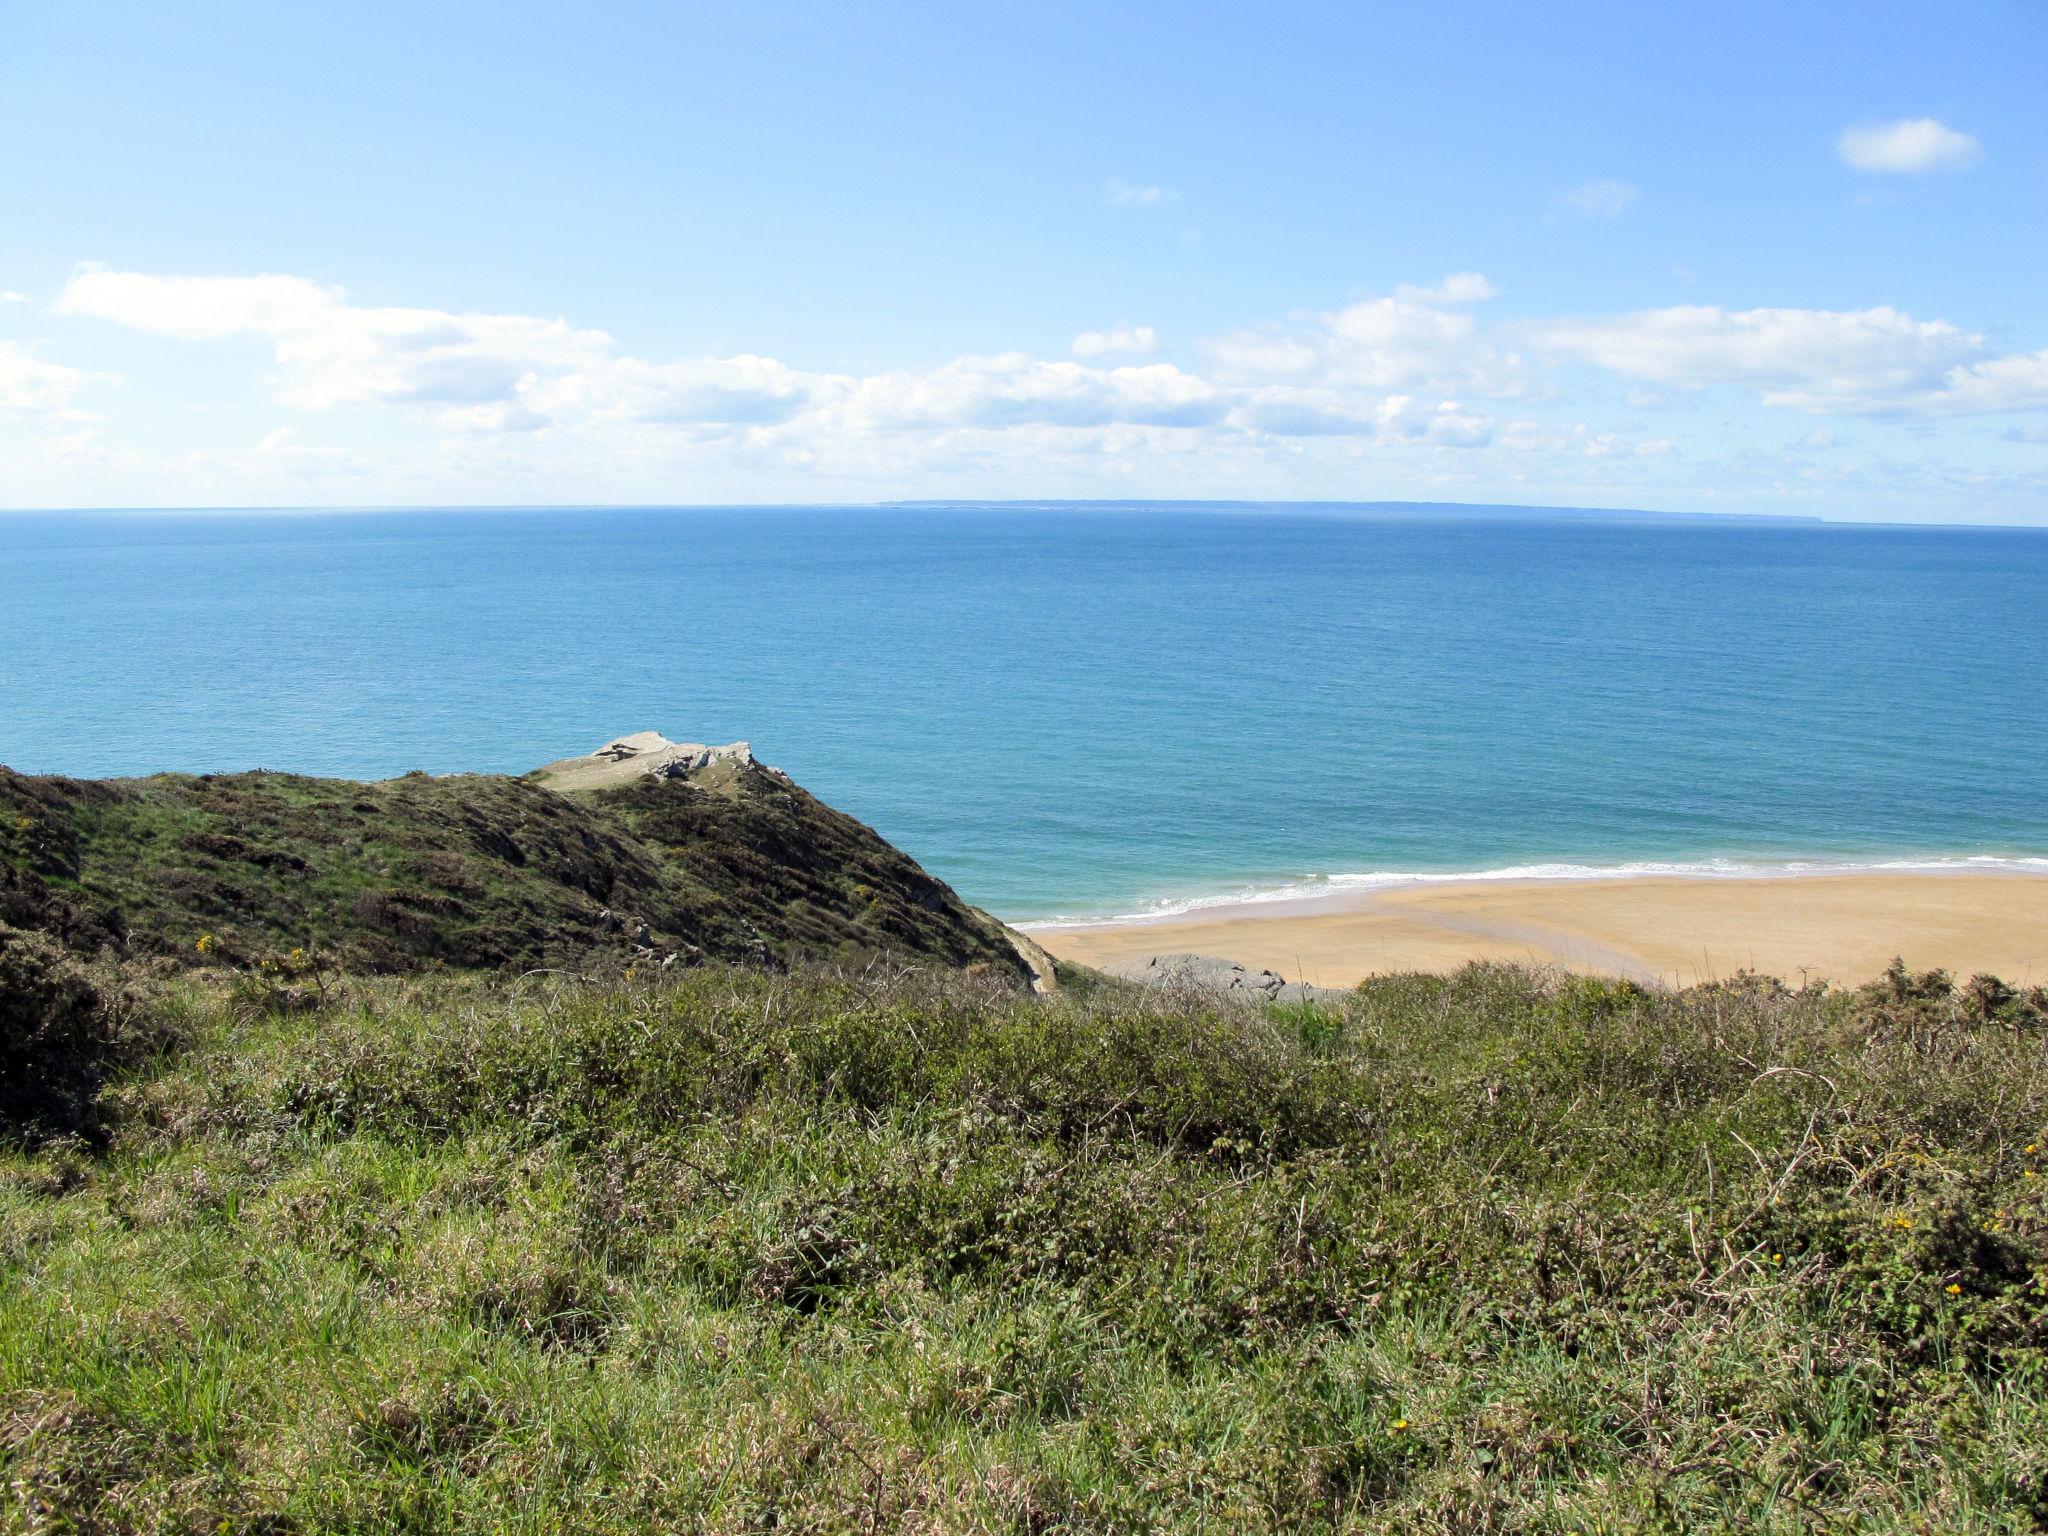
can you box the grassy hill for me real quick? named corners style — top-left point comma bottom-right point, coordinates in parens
top-left (0, 751), bottom-right (1028, 982)
top-left (1, 952), bottom-right (2045, 1531)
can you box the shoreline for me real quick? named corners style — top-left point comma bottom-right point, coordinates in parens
top-left (1014, 853), bottom-right (2048, 932)
top-left (1024, 866), bottom-right (2048, 989)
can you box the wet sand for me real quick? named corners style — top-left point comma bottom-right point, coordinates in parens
top-left (1028, 872), bottom-right (2048, 989)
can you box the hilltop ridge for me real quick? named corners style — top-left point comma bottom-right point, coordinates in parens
top-left (0, 733), bottom-right (1034, 983)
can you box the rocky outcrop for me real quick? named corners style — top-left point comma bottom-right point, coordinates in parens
top-left (533, 732), bottom-right (754, 792)
top-left (1105, 952), bottom-right (1344, 1005)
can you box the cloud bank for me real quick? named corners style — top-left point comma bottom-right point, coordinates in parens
top-left (12, 262), bottom-right (2046, 511)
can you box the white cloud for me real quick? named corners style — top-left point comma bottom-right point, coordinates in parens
top-left (56, 269), bottom-right (344, 337)
top-left (0, 290), bottom-right (27, 304)
top-left (1072, 324), bottom-right (1158, 357)
top-left (245, 425), bottom-right (361, 475)
top-left (54, 268), bottom-right (1245, 444)
top-left (1561, 180), bottom-right (1639, 218)
top-left (55, 267), bottom-right (809, 425)
top-left (38, 263), bottom-right (2048, 515)
top-left (1529, 304), bottom-right (1987, 412)
top-left (1838, 118), bottom-right (1980, 174)
top-left (1918, 349), bottom-right (2048, 416)
top-left (1207, 274), bottom-right (1525, 401)
top-left (57, 268), bottom-right (615, 411)
top-left (838, 355), bottom-right (1225, 431)
top-left (1393, 272), bottom-right (1497, 305)
top-left (1324, 296), bottom-right (1490, 382)
top-left (0, 341), bottom-right (98, 411)
top-left (542, 353), bottom-right (826, 427)
top-left (1106, 178), bottom-right (1177, 207)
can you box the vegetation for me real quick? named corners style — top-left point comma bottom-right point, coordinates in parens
top-left (5, 955), bottom-right (2047, 1531)
top-left (0, 764), bottom-right (1025, 980)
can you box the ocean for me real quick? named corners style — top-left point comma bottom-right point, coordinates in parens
top-left (4, 504), bottom-right (2045, 922)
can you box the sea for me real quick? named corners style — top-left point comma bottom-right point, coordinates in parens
top-left (4, 504), bottom-right (2046, 923)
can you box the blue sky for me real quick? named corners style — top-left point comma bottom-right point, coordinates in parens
top-left (3, 0), bottom-right (2045, 519)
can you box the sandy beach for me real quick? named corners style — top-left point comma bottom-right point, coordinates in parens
top-left (1029, 872), bottom-right (2048, 989)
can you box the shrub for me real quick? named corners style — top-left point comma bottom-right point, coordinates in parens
top-left (0, 921), bottom-right (149, 1141)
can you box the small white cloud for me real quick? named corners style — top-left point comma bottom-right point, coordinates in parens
top-left (1561, 180), bottom-right (1640, 218)
top-left (1838, 118), bottom-right (1980, 174)
top-left (1393, 272), bottom-right (1498, 305)
top-left (57, 267), bottom-right (342, 337)
top-left (0, 290), bottom-right (27, 303)
top-left (1072, 324), bottom-right (1158, 358)
top-left (0, 341), bottom-right (101, 411)
top-left (1106, 178), bottom-right (1177, 208)
top-left (1789, 428), bottom-right (1841, 451)
top-left (2002, 425), bottom-right (2048, 444)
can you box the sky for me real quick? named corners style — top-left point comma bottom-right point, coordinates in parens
top-left (2, 0), bottom-right (2045, 521)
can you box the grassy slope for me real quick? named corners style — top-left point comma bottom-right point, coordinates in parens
top-left (0, 763), bottom-right (1024, 981)
top-left (4, 961), bottom-right (2047, 1532)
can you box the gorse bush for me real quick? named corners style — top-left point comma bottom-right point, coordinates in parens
top-left (4, 960), bottom-right (2047, 1532)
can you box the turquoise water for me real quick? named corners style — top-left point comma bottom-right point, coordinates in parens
top-left (3, 505), bottom-right (2046, 920)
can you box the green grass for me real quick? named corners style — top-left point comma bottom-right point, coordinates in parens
top-left (3, 959), bottom-right (2047, 1532)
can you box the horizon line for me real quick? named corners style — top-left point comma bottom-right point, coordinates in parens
top-left (6, 496), bottom-right (2047, 532)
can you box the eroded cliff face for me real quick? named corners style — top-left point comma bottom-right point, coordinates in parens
top-left (0, 734), bottom-right (1031, 983)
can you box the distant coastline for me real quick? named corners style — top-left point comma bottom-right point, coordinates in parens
top-left (881, 497), bottom-right (1835, 526)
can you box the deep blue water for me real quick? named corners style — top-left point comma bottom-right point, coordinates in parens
top-left (3, 506), bottom-right (2046, 920)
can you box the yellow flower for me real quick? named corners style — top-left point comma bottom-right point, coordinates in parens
top-left (2028, 1143), bottom-right (2039, 1155)
top-left (195, 933), bottom-right (213, 955)
top-left (290, 947), bottom-right (306, 963)
top-left (1891, 1215), bottom-right (1912, 1229)
top-left (1390, 1419), bottom-right (1409, 1434)
top-left (1946, 1283), bottom-right (1962, 1295)
top-left (1771, 1253), bottom-right (1783, 1265)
